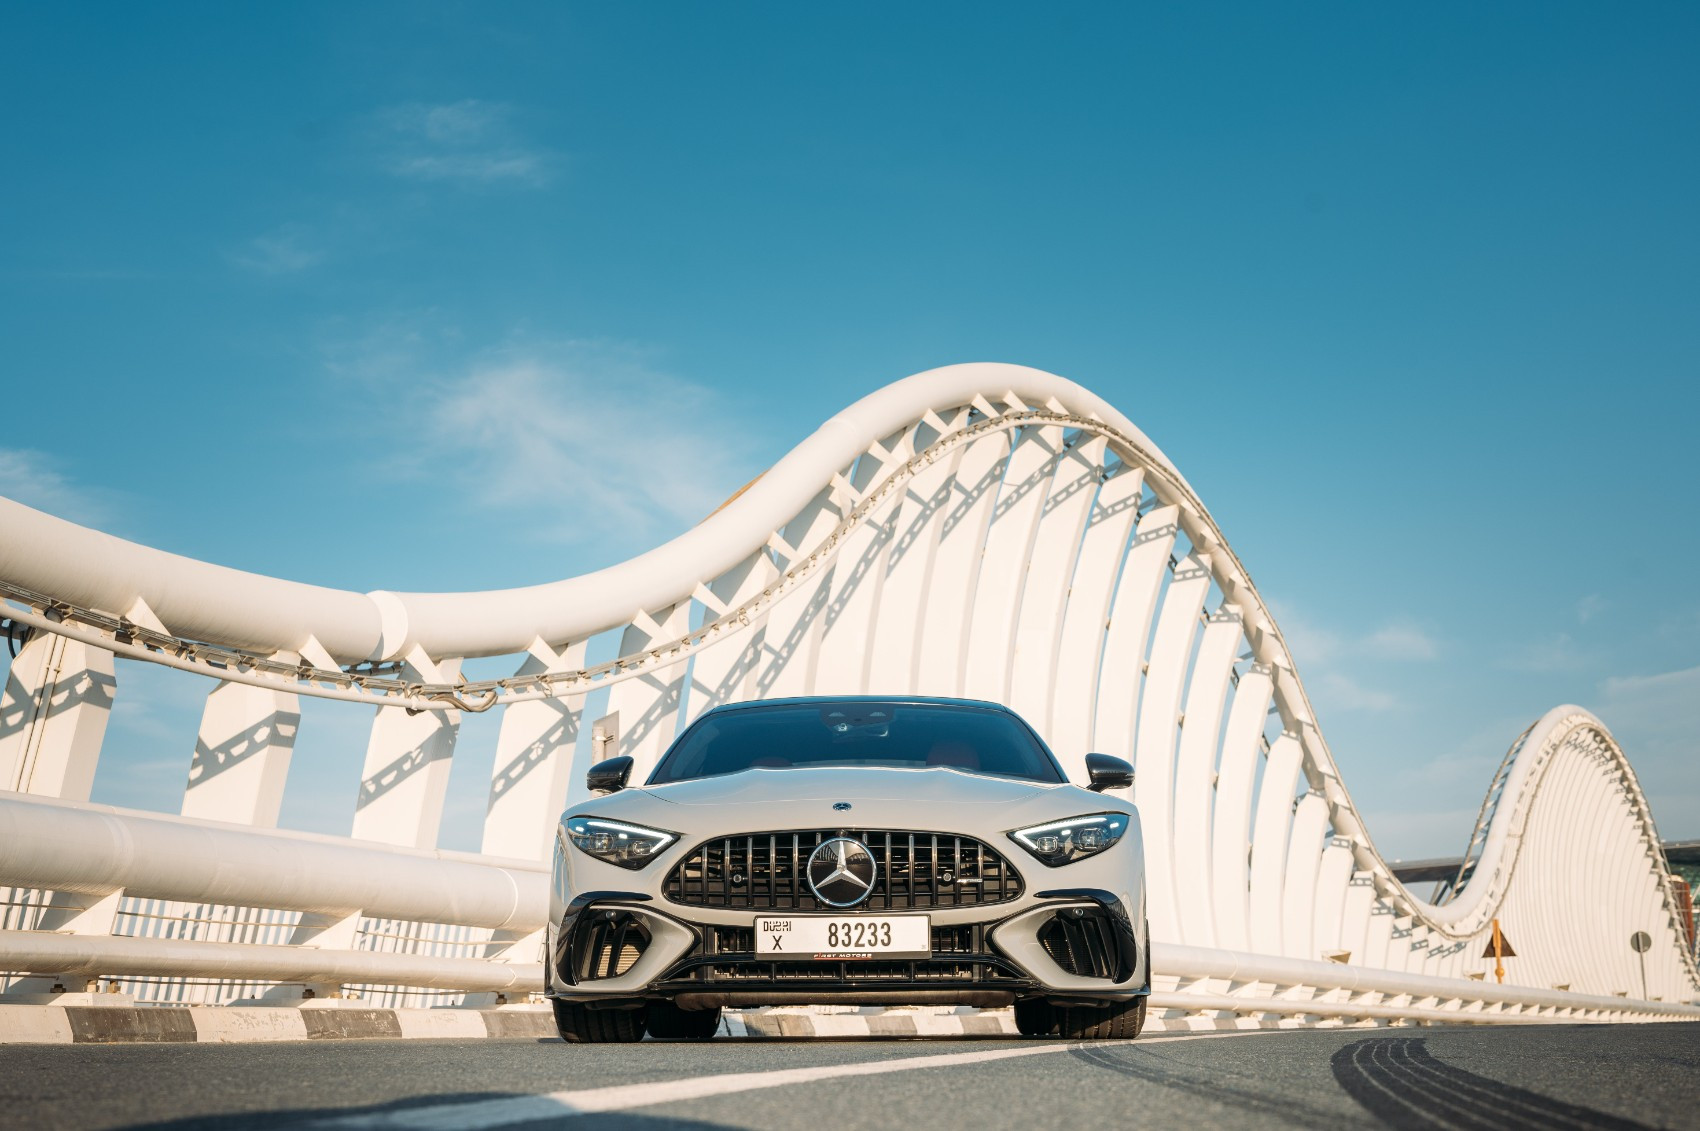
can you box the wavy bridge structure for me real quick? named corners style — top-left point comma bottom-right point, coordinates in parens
top-left (1, 363), bottom-right (1695, 1025)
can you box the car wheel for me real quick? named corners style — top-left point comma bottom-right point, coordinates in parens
top-left (645, 1000), bottom-right (722, 1039)
top-left (1055, 996), bottom-right (1146, 1040)
top-left (1013, 998), bottom-right (1059, 1037)
top-left (551, 998), bottom-right (647, 1043)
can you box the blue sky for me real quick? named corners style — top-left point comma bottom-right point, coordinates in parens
top-left (3, 3), bottom-right (1696, 859)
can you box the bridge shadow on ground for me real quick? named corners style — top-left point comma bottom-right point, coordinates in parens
top-left (1330, 1037), bottom-right (1653, 1130)
top-left (128, 1094), bottom-right (743, 1131)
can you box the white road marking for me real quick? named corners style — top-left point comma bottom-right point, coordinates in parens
top-left (297, 1030), bottom-right (1273, 1130)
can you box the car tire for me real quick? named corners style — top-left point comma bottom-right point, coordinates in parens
top-left (551, 998), bottom-right (647, 1043)
top-left (1055, 996), bottom-right (1146, 1040)
top-left (1013, 998), bottom-right (1059, 1037)
top-left (645, 1000), bottom-right (722, 1039)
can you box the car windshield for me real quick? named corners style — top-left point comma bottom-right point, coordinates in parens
top-left (648, 701), bottom-right (1065, 785)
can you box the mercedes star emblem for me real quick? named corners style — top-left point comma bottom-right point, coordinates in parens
top-left (806, 837), bottom-right (877, 908)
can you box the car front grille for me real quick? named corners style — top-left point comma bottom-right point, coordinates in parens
top-left (663, 829), bottom-right (1024, 911)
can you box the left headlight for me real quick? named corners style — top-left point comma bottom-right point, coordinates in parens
top-left (563, 816), bottom-right (678, 870)
top-left (1009, 812), bottom-right (1130, 867)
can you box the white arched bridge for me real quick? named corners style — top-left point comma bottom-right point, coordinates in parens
top-left (1, 363), bottom-right (1695, 1028)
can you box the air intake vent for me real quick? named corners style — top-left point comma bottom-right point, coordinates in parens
top-left (1037, 908), bottom-right (1128, 981)
top-left (574, 912), bottom-right (651, 981)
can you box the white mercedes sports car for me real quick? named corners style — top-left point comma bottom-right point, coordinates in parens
top-left (546, 696), bottom-right (1149, 1041)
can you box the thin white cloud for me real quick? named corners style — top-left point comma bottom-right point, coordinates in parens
top-left (1596, 665), bottom-right (1700, 835)
top-left (1356, 807), bottom-right (1479, 863)
top-left (422, 351), bottom-right (752, 539)
top-left (1576, 593), bottom-right (1605, 623)
top-left (0, 448), bottom-right (109, 525)
top-left (377, 100), bottom-right (551, 186)
top-left (1266, 605), bottom-right (1438, 720)
top-left (233, 225), bottom-right (324, 275)
top-left (1506, 631), bottom-right (1584, 673)
top-left (324, 324), bottom-right (756, 550)
top-left (1366, 620), bottom-right (1439, 661)
top-left (1599, 666), bottom-right (1700, 745)
top-left (1391, 712), bottom-right (1534, 791)
top-left (1314, 671), bottom-right (1400, 713)
top-left (1271, 604), bottom-right (1439, 668)
top-left (1266, 601), bottom-right (1342, 667)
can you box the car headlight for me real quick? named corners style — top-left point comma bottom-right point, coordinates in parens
top-left (1008, 813), bottom-right (1130, 866)
top-left (563, 816), bottom-right (678, 870)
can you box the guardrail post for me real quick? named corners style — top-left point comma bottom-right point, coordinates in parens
top-left (288, 910), bottom-right (362, 1003)
top-left (1, 888), bottom-right (125, 998)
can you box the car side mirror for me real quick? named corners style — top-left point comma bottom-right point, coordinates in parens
top-left (1085, 753), bottom-right (1133, 793)
top-left (586, 755), bottom-right (634, 794)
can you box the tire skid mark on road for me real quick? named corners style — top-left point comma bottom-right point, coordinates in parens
top-left (1329, 1037), bottom-right (1654, 1131)
top-left (1069, 1039), bottom-right (1343, 1127)
top-left (292, 1031), bottom-right (1266, 1130)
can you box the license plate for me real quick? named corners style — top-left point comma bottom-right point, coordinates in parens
top-left (754, 915), bottom-right (931, 959)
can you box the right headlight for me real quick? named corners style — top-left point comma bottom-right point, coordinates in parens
top-left (1008, 812), bottom-right (1130, 867)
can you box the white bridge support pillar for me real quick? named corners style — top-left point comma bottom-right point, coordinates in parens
top-left (1092, 503), bottom-right (1178, 765)
top-left (686, 552), bottom-right (782, 718)
top-left (963, 423), bottom-right (1061, 703)
top-left (1009, 433), bottom-right (1105, 742)
top-left (606, 602), bottom-right (693, 782)
top-left (1133, 551), bottom-right (1212, 942)
top-left (181, 681), bottom-right (299, 827)
top-left (0, 631), bottom-right (115, 800)
top-left (811, 427), bottom-right (912, 695)
top-left (1172, 602), bottom-right (1246, 948)
top-left (752, 490), bottom-right (841, 700)
top-left (914, 428), bottom-right (1009, 697)
top-left (1210, 666), bottom-right (1273, 952)
top-left (866, 410), bottom-right (969, 695)
top-left (1047, 462), bottom-right (1142, 775)
top-left (1249, 733), bottom-right (1305, 955)
top-left (352, 653), bottom-right (462, 849)
top-left (482, 641), bottom-right (589, 862)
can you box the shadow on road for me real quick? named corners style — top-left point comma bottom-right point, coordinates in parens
top-left (123, 1093), bottom-right (744, 1131)
top-left (1330, 1037), bottom-right (1653, 1130)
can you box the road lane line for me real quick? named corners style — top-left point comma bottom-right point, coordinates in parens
top-left (299, 1030), bottom-right (1272, 1130)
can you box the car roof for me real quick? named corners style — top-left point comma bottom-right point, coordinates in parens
top-left (696, 695), bottom-right (1019, 717)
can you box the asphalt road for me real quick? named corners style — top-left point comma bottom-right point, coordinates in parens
top-left (3, 1023), bottom-right (1697, 1131)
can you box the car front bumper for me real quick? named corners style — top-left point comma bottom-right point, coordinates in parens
top-left (545, 888), bottom-right (1150, 1010)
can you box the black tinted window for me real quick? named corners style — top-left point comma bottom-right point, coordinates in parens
top-left (649, 702), bottom-right (1064, 784)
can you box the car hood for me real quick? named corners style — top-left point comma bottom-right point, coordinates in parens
top-left (646, 766), bottom-right (1055, 807)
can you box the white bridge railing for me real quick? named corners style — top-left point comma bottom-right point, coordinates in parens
top-left (2, 363), bottom-right (1696, 1020)
top-left (2, 793), bottom-right (1691, 1023)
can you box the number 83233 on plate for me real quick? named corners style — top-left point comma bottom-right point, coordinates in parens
top-left (754, 915), bottom-right (930, 960)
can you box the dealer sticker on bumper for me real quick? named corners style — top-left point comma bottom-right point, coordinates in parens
top-left (754, 915), bottom-right (931, 960)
